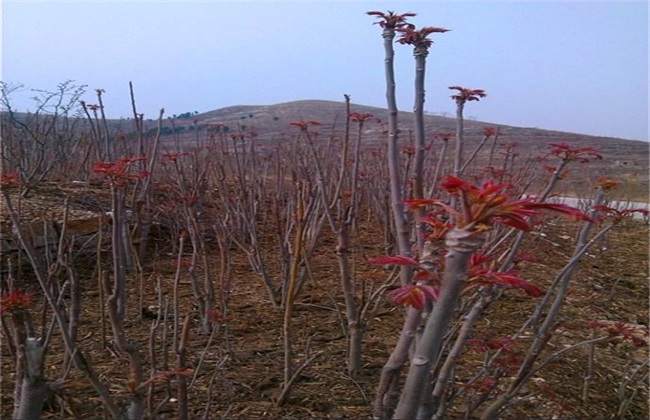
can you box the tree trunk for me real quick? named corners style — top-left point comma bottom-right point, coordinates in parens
top-left (382, 28), bottom-right (412, 286)
top-left (15, 338), bottom-right (48, 420)
top-left (453, 101), bottom-right (465, 177)
top-left (372, 306), bottom-right (423, 419)
top-left (336, 219), bottom-right (362, 376)
top-left (412, 47), bottom-right (428, 248)
top-left (394, 229), bottom-right (484, 420)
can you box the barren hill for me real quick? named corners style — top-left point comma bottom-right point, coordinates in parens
top-left (3, 99), bottom-right (647, 199)
top-left (144, 99), bottom-right (648, 200)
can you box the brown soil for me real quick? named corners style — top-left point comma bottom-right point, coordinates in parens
top-left (1, 184), bottom-right (648, 419)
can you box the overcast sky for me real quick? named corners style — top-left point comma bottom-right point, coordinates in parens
top-left (2, 1), bottom-right (648, 141)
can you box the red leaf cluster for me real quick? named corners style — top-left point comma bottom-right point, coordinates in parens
top-left (592, 205), bottom-right (649, 222)
top-left (207, 308), bottom-right (230, 324)
top-left (483, 126), bottom-right (497, 137)
top-left (0, 289), bottom-right (32, 314)
top-left (449, 86), bottom-right (487, 102)
top-left (437, 175), bottom-right (592, 230)
top-left (435, 131), bottom-right (454, 142)
top-left (289, 120), bottom-right (321, 130)
top-left (470, 268), bottom-right (542, 297)
top-left (367, 10), bottom-right (416, 29)
top-left (595, 177), bottom-right (619, 192)
top-left (387, 283), bottom-right (438, 309)
top-left (588, 320), bottom-right (649, 347)
top-left (348, 112), bottom-right (374, 123)
top-left (546, 142), bottom-right (602, 163)
top-left (367, 256), bottom-right (440, 308)
top-left (467, 253), bottom-right (543, 297)
top-left (0, 172), bottom-right (20, 189)
top-left (92, 157), bottom-right (149, 187)
top-left (418, 212), bottom-right (452, 242)
top-left (396, 25), bottom-right (449, 48)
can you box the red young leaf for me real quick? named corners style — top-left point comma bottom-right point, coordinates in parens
top-left (469, 266), bottom-right (543, 297)
top-left (483, 126), bottom-right (497, 137)
top-left (0, 172), bottom-right (20, 188)
top-left (388, 284), bottom-right (438, 309)
top-left (436, 175), bottom-right (593, 230)
top-left (349, 112), bottom-right (374, 123)
top-left (488, 272), bottom-right (543, 297)
top-left (289, 120), bottom-right (321, 130)
top-left (404, 198), bottom-right (437, 210)
top-left (592, 205), bottom-right (649, 222)
top-left (367, 10), bottom-right (417, 29)
top-left (396, 25), bottom-right (449, 48)
top-left (546, 143), bottom-right (602, 163)
top-left (0, 289), bottom-right (32, 314)
top-left (595, 177), bottom-right (619, 192)
top-left (589, 320), bottom-right (649, 347)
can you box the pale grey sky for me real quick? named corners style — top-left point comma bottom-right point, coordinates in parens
top-left (2, 0), bottom-right (648, 141)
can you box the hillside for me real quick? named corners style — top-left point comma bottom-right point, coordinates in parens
top-left (3, 99), bottom-right (648, 199)
top-left (145, 99), bottom-right (649, 200)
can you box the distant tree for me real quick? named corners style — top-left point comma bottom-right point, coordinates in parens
top-left (0, 80), bottom-right (87, 195)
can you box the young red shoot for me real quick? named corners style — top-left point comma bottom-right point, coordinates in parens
top-left (289, 120), bottom-right (321, 130)
top-left (467, 252), bottom-right (543, 297)
top-left (0, 289), bottom-right (32, 314)
top-left (592, 205), bottom-right (649, 223)
top-left (449, 86), bottom-right (487, 102)
top-left (483, 126), bottom-right (497, 137)
top-left (589, 320), bottom-right (649, 347)
top-left (409, 175), bottom-right (593, 231)
top-left (595, 177), bottom-right (619, 192)
top-left (0, 172), bottom-right (20, 189)
top-left (207, 308), bottom-right (230, 324)
top-left (348, 112), bottom-right (374, 123)
top-left (435, 131), bottom-right (454, 142)
top-left (396, 25), bottom-right (449, 48)
top-left (387, 283), bottom-right (438, 309)
top-left (546, 142), bottom-right (602, 163)
top-left (366, 10), bottom-right (417, 29)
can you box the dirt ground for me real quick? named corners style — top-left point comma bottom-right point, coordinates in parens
top-left (1, 184), bottom-right (648, 419)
